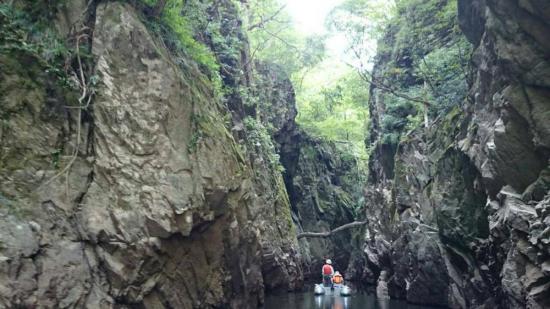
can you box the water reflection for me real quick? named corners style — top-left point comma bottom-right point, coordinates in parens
top-left (314, 295), bottom-right (349, 309)
top-left (263, 291), bottom-right (431, 309)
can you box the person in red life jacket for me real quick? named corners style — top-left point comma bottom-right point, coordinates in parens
top-left (322, 259), bottom-right (335, 288)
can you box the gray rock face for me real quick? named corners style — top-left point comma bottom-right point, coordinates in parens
top-left (196, 1), bottom-right (305, 293)
top-left (0, 1), bottom-right (305, 307)
top-left (281, 133), bottom-right (360, 278)
top-left (357, 0), bottom-right (550, 308)
top-left (84, 4), bottom-right (265, 307)
top-left (458, 1), bottom-right (550, 305)
top-left (254, 62), bottom-right (298, 137)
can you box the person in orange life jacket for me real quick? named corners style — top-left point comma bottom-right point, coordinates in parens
top-left (332, 271), bottom-right (344, 286)
top-left (322, 259), bottom-right (335, 288)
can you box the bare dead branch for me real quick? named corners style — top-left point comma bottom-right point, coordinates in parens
top-left (353, 65), bottom-right (430, 106)
top-left (297, 221), bottom-right (367, 239)
top-left (244, 26), bottom-right (287, 68)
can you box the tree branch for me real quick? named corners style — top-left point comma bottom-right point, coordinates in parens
top-left (244, 26), bottom-right (287, 68)
top-left (248, 4), bottom-right (287, 31)
top-left (152, 0), bottom-right (169, 18)
top-left (297, 221), bottom-right (367, 239)
top-left (353, 65), bottom-right (430, 106)
top-left (346, 46), bottom-right (430, 107)
top-left (262, 27), bottom-right (298, 50)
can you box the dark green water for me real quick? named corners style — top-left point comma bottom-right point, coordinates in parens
top-left (262, 291), bottom-right (433, 309)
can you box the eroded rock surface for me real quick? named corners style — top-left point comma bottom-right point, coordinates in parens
top-left (356, 0), bottom-right (550, 308)
top-left (0, 2), bottom-right (305, 307)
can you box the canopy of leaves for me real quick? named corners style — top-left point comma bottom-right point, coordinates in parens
top-left (327, 0), bottom-right (472, 146)
top-left (241, 0), bottom-right (326, 81)
top-left (297, 60), bottom-right (370, 168)
top-left (325, 0), bottom-right (395, 68)
top-left (377, 0), bottom-right (471, 140)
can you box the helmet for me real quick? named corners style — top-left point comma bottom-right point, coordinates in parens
top-left (335, 271), bottom-right (340, 275)
top-left (326, 259), bottom-right (332, 265)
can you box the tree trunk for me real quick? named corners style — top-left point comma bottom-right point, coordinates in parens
top-left (152, 0), bottom-right (169, 18)
top-left (423, 81), bottom-right (429, 128)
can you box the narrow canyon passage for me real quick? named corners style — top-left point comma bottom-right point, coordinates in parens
top-left (0, 0), bottom-right (549, 309)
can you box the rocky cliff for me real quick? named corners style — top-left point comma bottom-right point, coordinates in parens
top-left (280, 130), bottom-right (361, 278)
top-left (358, 0), bottom-right (550, 308)
top-left (0, 1), bottom-right (304, 307)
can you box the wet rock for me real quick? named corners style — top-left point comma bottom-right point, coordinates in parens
top-left (376, 270), bottom-right (390, 299)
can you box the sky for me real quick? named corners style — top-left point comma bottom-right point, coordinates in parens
top-left (284, 0), bottom-right (348, 57)
top-left (283, 0), bottom-right (395, 69)
top-left (284, 0), bottom-right (343, 34)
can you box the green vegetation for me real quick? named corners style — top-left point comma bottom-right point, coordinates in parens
top-left (326, 0), bottom-right (472, 147)
top-left (326, 0), bottom-right (395, 66)
top-left (296, 60), bottom-right (370, 167)
top-left (241, 0), bottom-right (371, 169)
top-left (244, 116), bottom-right (285, 172)
top-left (387, 0), bottom-right (471, 106)
top-left (1, 0), bottom-right (472, 189)
top-left (141, 0), bottom-right (222, 89)
top-left (0, 2), bottom-right (73, 85)
top-left (242, 0), bottom-right (326, 82)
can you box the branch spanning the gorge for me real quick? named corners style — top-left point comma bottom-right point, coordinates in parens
top-left (297, 221), bottom-right (367, 239)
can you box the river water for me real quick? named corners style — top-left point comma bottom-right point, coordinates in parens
top-left (262, 291), bottom-right (433, 309)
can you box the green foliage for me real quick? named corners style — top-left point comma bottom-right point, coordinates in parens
top-left (381, 114), bottom-right (407, 132)
top-left (326, 0), bottom-right (472, 151)
top-left (142, 0), bottom-right (222, 90)
top-left (0, 3), bottom-right (70, 71)
top-left (50, 148), bottom-right (61, 168)
top-left (298, 71), bottom-right (367, 131)
top-left (389, 0), bottom-right (471, 126)
top-left (326, 0), bottom-right (395, 65)
top-left (417, 37), bottom-right (471, 116)
top-left (367, 0), bottom-right (471, 145)
top-left (379, 85), bottom-right (424, 142)
top-left (242, 0), bottom-right (326, 79)
top-left (187, 131), bottom-right (201, 153)
top-left (243, 116), bottom-right (285, 172)
top-left (296, 63), bottom-right (370, 170)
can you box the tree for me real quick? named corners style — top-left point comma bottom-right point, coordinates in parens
top-left (296, 62), bottom-right (370, 169)
top-left (326, 0), bottom-right (471, 139)
top-left (242, 0), bottom-right (326, 79)
top-left (326, 0), bottom-right (395, 69)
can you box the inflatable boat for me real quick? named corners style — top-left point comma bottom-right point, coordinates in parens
top-left (314, 284), bottom-right (352, 296)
